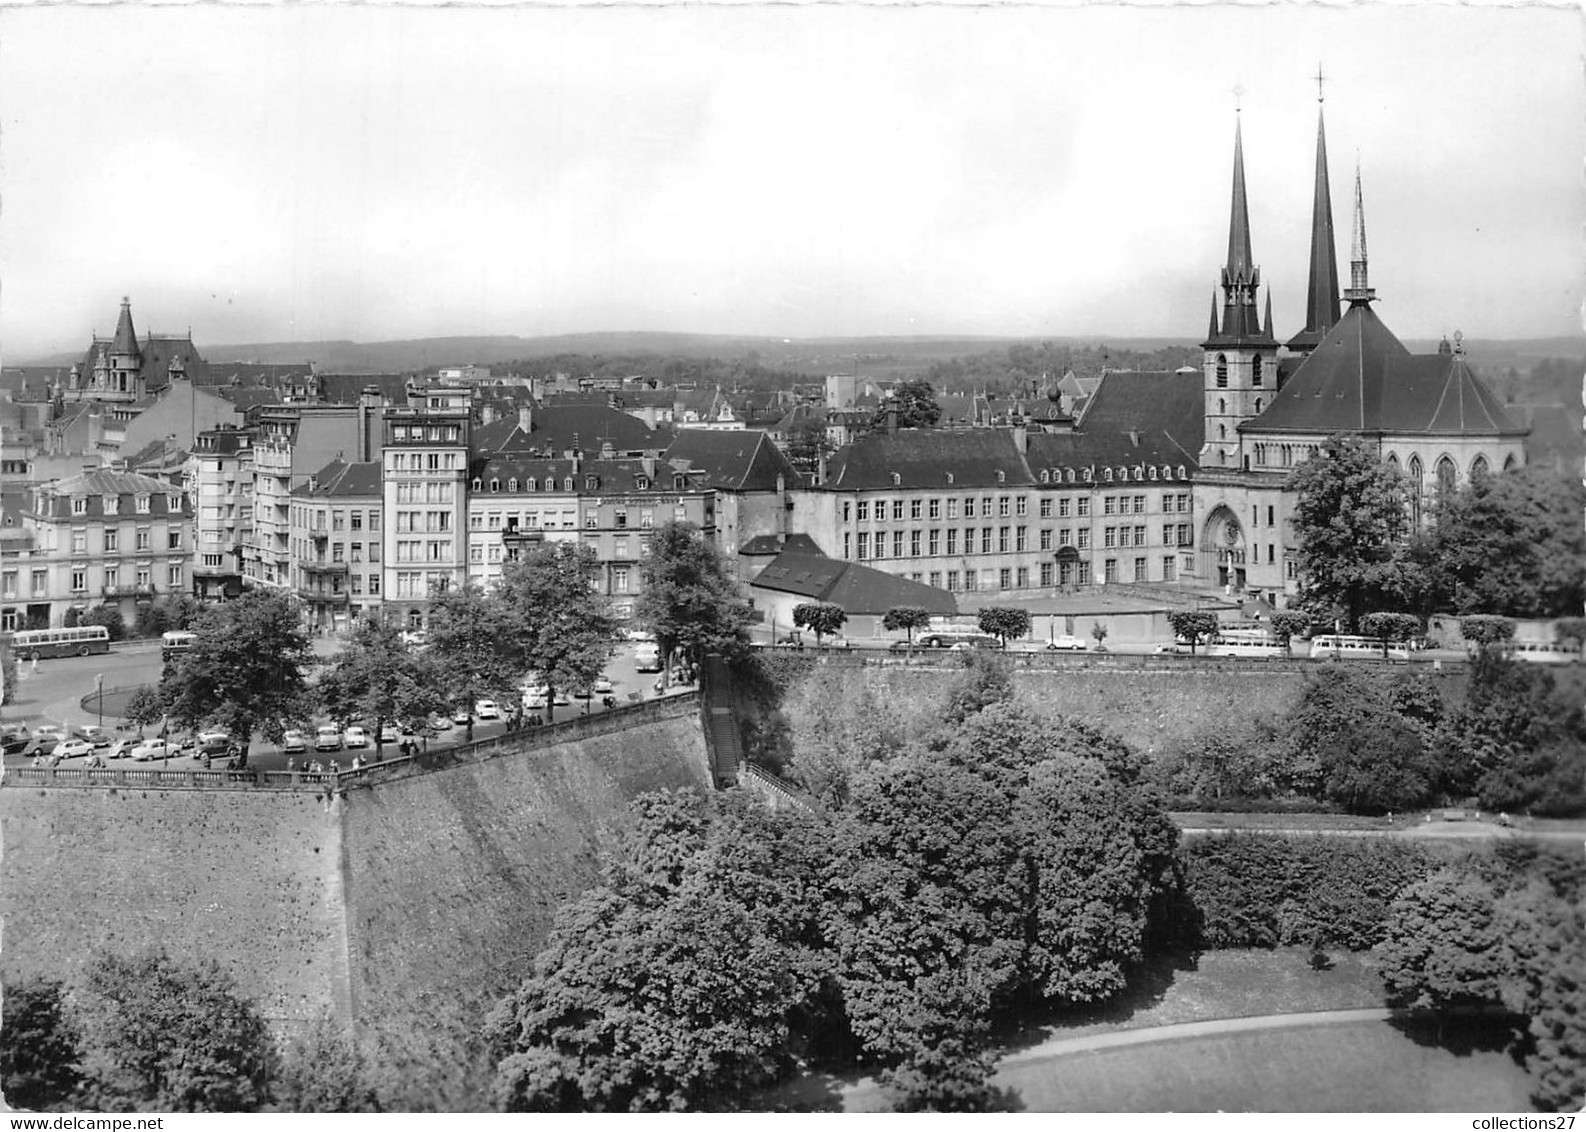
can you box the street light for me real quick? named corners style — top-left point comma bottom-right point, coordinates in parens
top-left (95, 673), bottom-right (104, 730)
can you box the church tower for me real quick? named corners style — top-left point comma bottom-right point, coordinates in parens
top-left (1201, 115), bottom-right (1277, 469)
top-left (1285, 75), bottom-right (1342, 356)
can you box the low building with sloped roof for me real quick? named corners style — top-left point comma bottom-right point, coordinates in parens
top-left (748, 547), bottom-right (957, 640)
top-left (665, 429), bottom-right (799, 574)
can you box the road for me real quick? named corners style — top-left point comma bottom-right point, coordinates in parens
top-left (3, 637), bottom-right (678, 772)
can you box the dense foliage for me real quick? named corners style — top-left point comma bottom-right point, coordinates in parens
top-left (1179, 833), bottom-right (1434, 950)
top-left (1165, 610), bottom-right (1220, 654)
top-left (976, 606), bottom-right (1031, 646)
top-left (792, 601), bottom-right (847, 643)
top-left (317, 615), bottom-right (447, 750)
top-left (881, 605), bottom-right (931, 644)
top-left (487, 661), bottom-right (1180, 1112)
top-left (0, 979), bottom-right (81, 1110)
top-left (636, 520), bottom-right (752, 675)
top-left (869, 378), bottom-right (941, 431)
top-left (1158, 659), bottom-right (1584, 816)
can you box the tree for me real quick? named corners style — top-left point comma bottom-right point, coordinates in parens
top-left (1269, 610), bottom-right (1311, 656)
top-left (1424, 466), bottom-right (1586, 618)
top-left (81, 605), bottom-right (126, 641)
top-left (1359, 611), bottom-right (1421, 659)
top-left (1495, 881), bottom-right (1586, 1112)
top-left (1460, 614), bottom-right (1515, 653)
top-left (427, 582), bottom-right (523, 738)
top-left (1377, 871), bottom-right (1506, 1014)
top-left (882, 606), bottom-right (931, 647)
top-left (792, 602), bottom-right (847, 646)
top-left (942, 649), bottom-right (1014, 725)
top-left (636, 521), bottom-right (752, 683)
top-left (1166, 610), bottom-right (1220, 656)
top-left (273, 1012), bottom-right (379, 1113)
top-left (498, 543), bottom-right (616, 724)
top-left (487, 792), bottom-right (834, 1112)
top-left (1, 978), bottom-right (81, 1111)
top-left (1319, 714), bottom-right (1437, 814)
top-left (782, 419), bottom-right (834, 478)
top-left (69, 950), bottom-right (272, 1112)
top-left (1090, 620), bottom-right (1109, 650)
top-left (159, 590), bottom-right (312, 762)
top-left (1289, 434), bottom-right (1413, 631)
top-left (123, 686), bottom-right (164, 735)
top-left (870, 379), bottom-right (941, 431)
top-left (317, 616), bottom-right (446, 753)
top-left (1554, 617), bottom-right (1586, 651)
top-left (976, 606), bottom-right (1030, 647)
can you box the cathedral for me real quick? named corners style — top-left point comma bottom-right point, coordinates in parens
top-left (1190, 90), bottom-right (1527, 602)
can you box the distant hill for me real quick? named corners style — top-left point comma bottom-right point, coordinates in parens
top-left (23, 330), bottom-right (1577, 377)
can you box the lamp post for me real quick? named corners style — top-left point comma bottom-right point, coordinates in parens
top-left (95, 673), bottom-right (104, 729)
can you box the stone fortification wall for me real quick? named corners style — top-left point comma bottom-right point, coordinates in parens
top-left (0, 787), bottom-right (352, 1029)
top-left (1, 706), bottom-right (712, 1111)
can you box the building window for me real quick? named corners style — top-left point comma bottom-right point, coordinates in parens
top-left (892, 531), bottom-right (904, 557)
top-left (928, 498), bottom-right (941, 520)
top-left (613, 566), bottom-right (630, 593)
top-left (857, 532), bottom-right (870, 560)
top-left (1133, 557), bottom-right (1147, 582)
top-left (136, 568), bottom-right (151, 589)
top-left (1104, 559), bottom-right (1118, 583)
top-left (963, 569), bottom-right (977, 592)
top-left (332, 511), bottom-right (345, 531)
top-left (929, 571), bottom-right (942, 588)
top-left (70, 569), bottom-right (86, 592)
top-left (1078, 562), bottom-right (1092, 585)
top-left (71, 497), bottom-right (87, 516)
top-left (1163, 556), bottom-right (1176, 581)
top-left (946, 530), bottom-right (958, 554)
top-left (135, 530), bottom-right (151, 551)
top-left (999, 568), bottom-right (1012, 589)
top-left (1039, 498), bottom-right (1053, 519)
top-left (892, 500), bottom-right (904, 521)
top-left (843, 533), bottom-right (851, 559)
top-left (980, 528), bottom-right (992, 554)
top-left (910, 531), bottom-right (921, 557)
top-left (998, 496), bottom-right (1010, 517)
top-left (1040, 563), bottom-right (1053, 586)
top-left (168, 531), bottom-right (182, 551)
top-left (1215, 354), bottom-right (1228, 387)
top-left (946, 571), bottom-right (960, 592)
top-left (104, 496), bottom-right (119, 516)
top-left (71, 531), bottom-right (87, 554)
top-left (946, 499), bottom-right (959, 520)
top-left (1016, 527), bottom-right (1028, 552)
top-left (168, 564), bottom-right (183, 586)
top-left (928, 530), bottom-right (940, 555)
top-left (1104, 527), bottom-right (1116, 549)
top-left (1252, 354), bottom-right (1263, 386)
top-left (1040, 529), bottom-right (1052, 551)
top-left (1077, 529), bottom-right (1091, 550)
top-left (910, 499), bottom-right (922, 521)
top-left (31, 569), bottom-right (47, 596)
top-left (856, 501), bottom-right (870, 522)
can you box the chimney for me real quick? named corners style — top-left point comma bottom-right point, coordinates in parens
top-left (816, 451), bottom-right (828, 486)
top-left (481, 404), bottom-right (497, 426)
top-left (517, 403), bottom-right (533, 434)
top-left (1011, 423), bottom-right (1027, 454)
top-left (1127, 429), bottom-right (1141, 448)
top-left (642, 456), bottom-right (656, 480)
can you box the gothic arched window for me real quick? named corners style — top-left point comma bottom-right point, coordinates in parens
top-left (1252, 354), bottom-right (1264, 386)
top-left (1215, 354), bottom-right (1228, 388)
top-left (1435, 456), bottom-right (1457, 495)
top-left (1218, 398), bottom-right (1226, 415)
top-left (1470, 455), bottom-right (1490, 479)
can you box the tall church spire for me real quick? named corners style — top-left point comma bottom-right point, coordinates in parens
top-left (109, 296), bottom-right (140, 359)
top-left (1344, 160), bottom-right (1376, 306)
top-left (1287, 69), bottom-right (1342, 355)
top-left (1206, 113), bottom-right (1273, 346)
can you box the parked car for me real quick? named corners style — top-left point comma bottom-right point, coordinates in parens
top-left (282, 729), bottom-right (308, 754)
top-left (54, 737), bottom-right (94, 759)
top-left (105, 738), bottom-right (138, 760)
top-left (592, 676), bottom-right (614, 695)
top-left (427, 713), bottom-right (453, 732)
top-left (451, 707), bottom-right (471, 726)
top-left (314, 725), bottom-right (342, 752)
top-left (378, 722), bottom-right (401, 744)
top-left (342, 725), bottom-right (369, 749)
top-left (1046, 635), bottom-right (1088, 652)
top-left (1153, 643), bottom-right (1189, 655)
top-left (197, 731), bottom-right (233, 755)
top-left (78, 725), bottom-right (114, 749)
top-left (400, 629), bottom-right (428, 647)
top-left (2, 726), bottom-right (31, 755)
top-left (521, 686), bottom-right (548, 710)
top-left (474, 699), bottom-right (501, 720)
top-left (130, 739), bottom-right (174, 762)
top-left (23, 736), bottom-right (62, 758)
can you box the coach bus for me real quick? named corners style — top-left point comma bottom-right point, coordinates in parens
top-left (7, 625), bottom-right (111, 660)
top-left (161, 630), bottom-right (198, 659)
top-left (1309, 634), bottom-right (1410, 662)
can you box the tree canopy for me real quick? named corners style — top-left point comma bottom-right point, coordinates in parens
top-left (499, 543), bottom-right (615, 721)
top-left (318, 615), bottom-right (447, 745)
top-left (881, 606), bottom-right (931, 644)
top-left (159, 589), bottom-right (313, 755)
top-left (976, 606), bottom-right (1031, 646)
top-left (870, 379), bottom-right (941, 431)
top-left (1166, 610), bottom-right (1220, 655)
top-left (792, 602), bottom-right (847, 644)
top-left (1289, 435), bottom-right (1413, 630)
top-left (636, 521), bottom-right (752, 675)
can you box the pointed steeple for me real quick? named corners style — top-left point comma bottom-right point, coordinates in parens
top-left (1288, 75), bottom-right (1342, 354)
top-left (1225, 117), bottom-right (1254, 281)
top-left (109, 297), bottom-right (140, 359)
top-left (1207, 293), bottom-right (1221, 339)
top-left (1263, 291), bottom-right (1273, 338)
top-left (1206, 113), bottom-right (1274, 347)
top-left (1344, 160), bottom-right (1376, 306)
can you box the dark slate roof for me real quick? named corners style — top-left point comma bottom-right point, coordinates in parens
top-left (473, 404), bottom-right (667, 458)
top-left (467, 454), bottom-right (702, 495)
top-left (296, 459), bottom-right (382, 499)
top-left (738, 533), bottom-right (824, 557)
top-left (823, 428), bottom-right (1031, 491)
top-left (31, 469), bottom-right (187, 518)
top-left (78, 334), bottom-right (209, 393)
top-left (1247, 305), bottom-right (1526, 437)
top-left (122, 438), bottom-right (189, 472)
top-left (751, 549), bottom-right (958, 616)
top-left (1045, 369), bottom-right (1204, 469)
top-left (211, 386), bottom-right (282, 411)
top-left (665, 429), bottom-right (797, 492)
top-left (109, 300), bottom-right (139, 357)
top-left (314, 373), bottom-right (411, 405)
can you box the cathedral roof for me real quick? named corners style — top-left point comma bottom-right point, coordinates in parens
top-left (1246, 306), bottom-right (1525, 437)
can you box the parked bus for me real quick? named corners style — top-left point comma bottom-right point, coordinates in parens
top-left (161, 630), bottom-right (198, 659)
top-left (1309, 634), bottom-right (1409, 661)
top-left (8, 625), bottom-right (111, 660)
top-left (1207, 638), bottom-right (1291, 659)
top-left (1466, 639), bottom-right (1582, 665)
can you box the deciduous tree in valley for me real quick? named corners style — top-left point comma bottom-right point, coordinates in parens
top-left (870, 379), bottom-right (941, 431)
top-left (1268, 610), bottom-right (1312, 656)
top-left (70, 950), bottom-right (272, 1112)
top-left (976, 606), bottom-right (1030, 648)
top-left (0, 978), bottom-right (81, 1111)
top-left (1377, 871), bottom-right (1505, 1015)
top-left (317, 616), bottom-right (447, 752)
top-left (1459, 613), bottom-right (1515, 653)
top-left (159, 589), bottom-right (313, 763)
top-left (1359, 611), bottom-right (1422, 659)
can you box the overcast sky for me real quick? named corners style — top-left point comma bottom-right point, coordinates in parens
top-left (0, 3), bottom-right (1579, 361)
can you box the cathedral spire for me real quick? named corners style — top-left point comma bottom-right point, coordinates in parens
top-left (1344, 160), bottom-right (1376, 305)
top-left (1290, 71), bottom-right (1341, 350)
top-left (1208, 293), bottom-right (1220, 339)
top-left (1225, 116), bottom-right (1254, 282)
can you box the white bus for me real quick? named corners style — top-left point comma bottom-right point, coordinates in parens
top-left (1207, 639), bottom-right (1291, 659)
top-left (7, 625), bottom-right (111, 660)
top-left (161, 630), bottom-right (198, 659)
top-left (1468, 640), bottom-right (1583, 665)
top-left (1309, 634), bottom-right (1410, 661)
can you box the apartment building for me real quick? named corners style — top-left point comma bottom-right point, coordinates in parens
top-left (382, 389), bottom-right (471, 628)
top-left (290, 460), bottom-right (382, 632)
top-left (7, 469), bottom-right (191, 629)
top-left (188, 427), bottom-right (253, 601)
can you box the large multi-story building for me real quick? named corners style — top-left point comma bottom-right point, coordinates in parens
top-left (4, 469), bottom-right (191, 630)
top-left (290, 460), bottom-right (383, 631)
top-left (382, 388), bottom-right (471, 628)
top-left (188, 427), bottom-right (254, 601)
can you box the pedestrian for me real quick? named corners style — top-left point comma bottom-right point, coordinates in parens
top-left (330, 759), bottom-right (340, 774)
top-left (287, 756), bottom-right (296, 772)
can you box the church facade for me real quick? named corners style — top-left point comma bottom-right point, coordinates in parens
top-left (1190, 96), bottom-right (1527, 604)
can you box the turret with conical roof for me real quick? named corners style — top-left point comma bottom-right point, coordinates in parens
top-left (1202, 112), bottom-right (1276, 470)
top-left (1344, 162), bottom-right (1377, 306)
top-left (1286, 83), bottom-right (1342, 355)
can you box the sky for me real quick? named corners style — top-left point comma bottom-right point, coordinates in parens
top-left (0, 2), bottom-right (1580, 361)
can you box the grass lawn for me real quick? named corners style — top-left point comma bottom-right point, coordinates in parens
top-left (995, 1018), bottom-right (1534, 1112)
